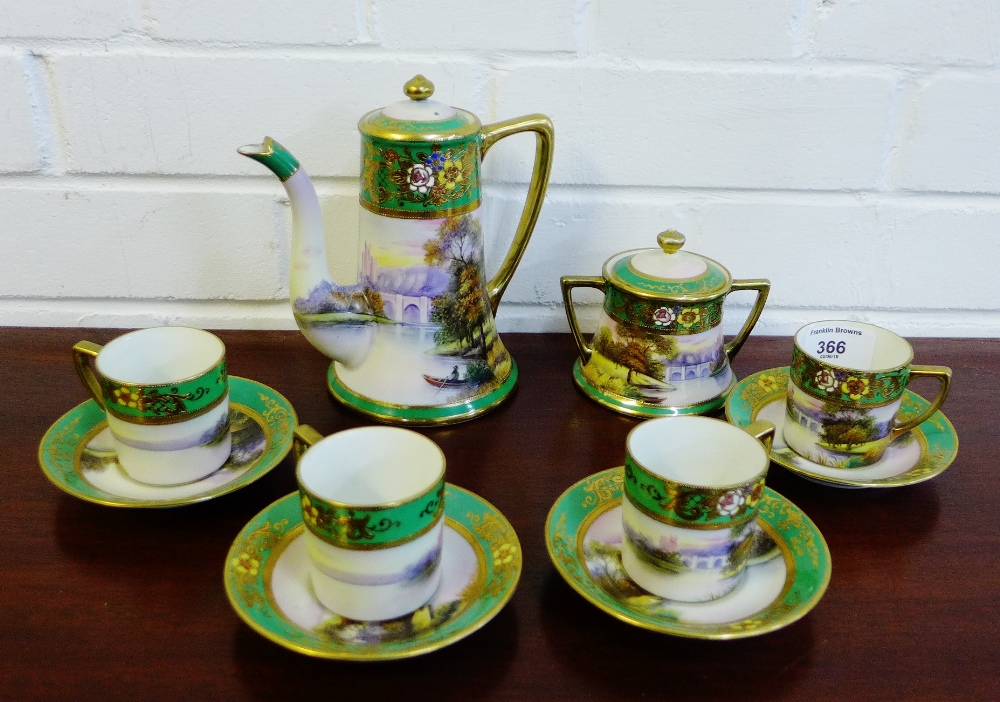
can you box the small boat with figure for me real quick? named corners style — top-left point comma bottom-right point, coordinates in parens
top-left (422, 375), bottom-right (466, 389)
top-left (423, 365), bottom-right (475, 389)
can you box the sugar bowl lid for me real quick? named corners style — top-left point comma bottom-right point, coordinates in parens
top-left (603, 230), bottom-right (732, 301)
top-left (358, 75), bottom-right (482, 142)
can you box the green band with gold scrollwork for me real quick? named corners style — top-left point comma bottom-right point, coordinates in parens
top-left (612, 256), bottom-right (729, 297)
top-left (604, 286), bottom-right (723, 335)
top-left (790, 345), bottom-right (909, 407)
top-left (101, 360), bottom-right (228, 424)
top-left (623, 455), bottom-right (764, 529)
top-left (300, 479), bottom-right (445, 550)
top-left (360, 135), bottom-right (481, 217)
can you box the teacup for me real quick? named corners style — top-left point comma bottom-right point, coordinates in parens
top-left (73, 327), bottom-right (231, 486)
top-left (784, 321), bottom-right (951, 468)
top-left (621, 416), bottom-right (774, 602)
top-left (293, 425), bottom-right (446, 621)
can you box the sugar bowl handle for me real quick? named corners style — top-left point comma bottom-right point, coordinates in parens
top-left (724, 279), bottom-right (770, 363)
top-left (561, 276), bottom-right (607, 363)
top-left (481, 114), bottom-right (555, 314)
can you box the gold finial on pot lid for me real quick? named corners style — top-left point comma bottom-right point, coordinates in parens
top-left (362, 74), bottom-right (474, 141)
top-left (404, 75), bottom-right (435, 101)
top-left (657, 230), bottom-right (686, 254)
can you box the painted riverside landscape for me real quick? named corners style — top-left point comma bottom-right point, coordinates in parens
top-left (581, 319), bottom-right (733, 407)
top-left (292, 213), bottom-right (511, 407)
top-left (783, 384), bottom-right (899, 468)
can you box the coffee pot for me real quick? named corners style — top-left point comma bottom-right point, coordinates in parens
top-left (561, 230), bottom-right (769, 417)
top-left (240, 75), bottom-right (553, 425)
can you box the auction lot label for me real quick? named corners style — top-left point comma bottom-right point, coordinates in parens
top-left (803, 322), bottom-right (877, 369)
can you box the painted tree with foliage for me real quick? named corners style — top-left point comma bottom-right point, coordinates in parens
top-left (424, 215), bottom-right (491, 357)
top-left (819, 404), bottom-right (878, 450)
top-left (594, 323), bottom-right (678, 383)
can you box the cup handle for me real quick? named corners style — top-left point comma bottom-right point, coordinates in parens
top-left (724, 279), bottom-right (770, 363)
top-left (293, 424), bottom-right (324, 461)
top-left (73, 341), bottom-right (106, 409)
top-left (480, 114), bottom-right (555, 314)
top-left (560, 276), bottom-right (607, 363)
top-left (743, 420), bottom-right (776, 453)
top-left (891, 365), bottom-right (952, 437)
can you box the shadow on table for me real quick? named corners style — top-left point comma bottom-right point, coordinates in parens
top-left (48, 472), bottom-right (290, 625)
top-left (231, 601), bottom-right (519, 698)
top-left (785, 477), bottom-right (942, 538)
top-left (538, 570), bottom-right (815, 699)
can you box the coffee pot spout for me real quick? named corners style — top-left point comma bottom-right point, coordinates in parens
top-left (238, 137), bottom-right (376, 368)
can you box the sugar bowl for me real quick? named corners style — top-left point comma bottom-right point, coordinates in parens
top-left (561, 230), bottom-right (769, 416)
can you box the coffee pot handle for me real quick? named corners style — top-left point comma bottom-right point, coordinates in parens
top-left (480, 115), bottom-right (555, 313)
top-left (892, 365), bottom-right (952, 437)
top-left (560, 276), bottom-right (607, 363)
top-left (73, 341), bottom-right (106, 409)
top-left (724, 279), bottom-right (771, 363)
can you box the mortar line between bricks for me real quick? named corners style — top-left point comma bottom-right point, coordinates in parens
top-left (4, 296), bottom-right (993, 315)
top-left (1, 298), bottom-right (998, 336)
top-left (1, 39), bottom-right (998, 75)
top-left (19, 52), bottom-right (66, 173)
top-left (1, 174), bottom-right (998, 207)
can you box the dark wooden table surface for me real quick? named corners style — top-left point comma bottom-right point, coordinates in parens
top-left (2, 329), bottom-right (997, 701)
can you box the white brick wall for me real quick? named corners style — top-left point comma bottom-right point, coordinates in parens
top-left (146, 1), bottom-right (358, 45)
top-left (0, 1), bottom-right (139, 40)
top-left (0, 53), bottom-right (39, 171)
top-left (1, 1), bottom-right (999, 336)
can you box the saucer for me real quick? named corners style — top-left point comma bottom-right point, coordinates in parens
top-left (224, 485), bottom-right (521, 660)
top-left (725, 367), bottom-right (959, 489)
top-left (38, 377), bottom-right (296, 507)
top-left (545, 468), bottom-right (831, 639)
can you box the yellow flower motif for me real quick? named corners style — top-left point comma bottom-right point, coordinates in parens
top-left (231, 552), bottom-right (259, 577)
top-left (492, 543), bottom-right (517, 567)
top-left (677, 308), bottom-right (701, 328)
top-left (755, 374), bottom-right (779, 393)
top-left (841, 376), bottom-right (870, 400)
top-left (440, 160), bottom-right (463, 190)
top-left (320, 613), bottom-right (345, 629)
top-left (728, 619), bottom-right (764, 633)
top-left (113, 387), bottom-right (144, 410)
top-left (301, 495), bottom-right (320, 528)
top-left (411, 606), bottom-right (433, 632)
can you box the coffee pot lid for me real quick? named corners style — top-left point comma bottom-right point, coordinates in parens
top-left (358, 75), bottom-right (481, 142)
top-left (604, 230), bottom-right (732, 301)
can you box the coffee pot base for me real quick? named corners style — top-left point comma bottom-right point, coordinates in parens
top-left (326, 360), bottom-right (519, 426)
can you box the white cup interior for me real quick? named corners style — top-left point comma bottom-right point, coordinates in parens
top-left (298, 427), bottom-right (444, 506)
top-left (96, 327), bottom-right (225, 384)
top-left (795, 320), bottom-right (911, 371)
top-left (627, 416), bottom-right (766, 487)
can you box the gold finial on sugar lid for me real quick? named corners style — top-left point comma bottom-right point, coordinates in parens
top-left (404, 75), bottom-right (435, 101)
top-left (657, 230), bottom-right (686, 254)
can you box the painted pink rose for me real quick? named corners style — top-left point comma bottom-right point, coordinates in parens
top-left (652, 306), bottom-right (676, 327)
top-left (717, 489), bottom-right (746, 517)
top-left (408, 163), bottom-right (435, 194)
top-left (814, 368), bottom-right (839, 393)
